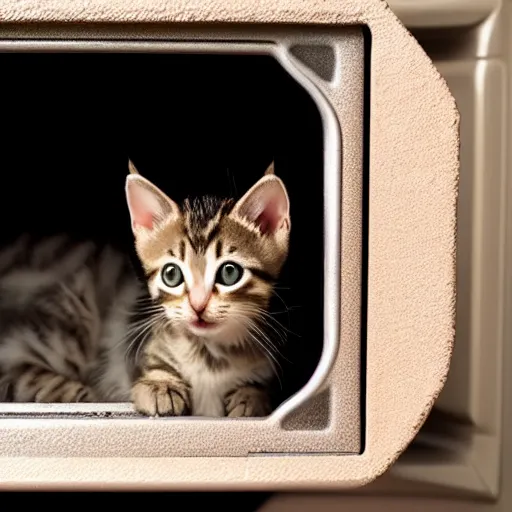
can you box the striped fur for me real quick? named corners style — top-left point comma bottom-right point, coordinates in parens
top-left (0, 235), bottom-right (144, 403)
top-left (126, 163), bottom-right (291, 417)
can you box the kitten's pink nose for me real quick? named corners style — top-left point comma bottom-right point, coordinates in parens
top-left (189, 286), bottom-right (211, 315)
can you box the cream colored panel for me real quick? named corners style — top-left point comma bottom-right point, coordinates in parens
top-left (387, 0), bottom-right (498, 28)
top-left (433, 60), bottom-right (505, 435)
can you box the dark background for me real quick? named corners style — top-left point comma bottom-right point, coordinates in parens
top-left (0, 53), bottom-right (324, 408)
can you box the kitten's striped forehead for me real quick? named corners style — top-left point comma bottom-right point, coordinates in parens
top-left (181, 196), bottom-right (235, 254)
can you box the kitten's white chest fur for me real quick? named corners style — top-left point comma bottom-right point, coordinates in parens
top-left (172, 336), bottom-right (272, 417)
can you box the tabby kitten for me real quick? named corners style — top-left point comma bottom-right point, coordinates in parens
top-left (126, 162), bottom-right (291, 417)
top-left (0, 235), bottom-right (144, 403)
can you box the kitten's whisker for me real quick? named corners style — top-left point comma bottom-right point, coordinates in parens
top-left (133, 299), bottom-right (163, 307)
top-left (249, 323), bottom-right (282, 358)
top-left (255, 317), bottom-right (287, 345)
top-left (250, 319), bottom-right (293, 365)
top-left (123, 324), bottom-right (158, 356)
top-left (133, 318), bottom-right (160, 363)
top-left (237, 304), bottom-right (297, 340)
top-left (257, 308), bottom-right (299, 339)
top-left (270, 289), bottom-right (297, 333)
top-left (271, 289), bottom-right (292, 311)
top-left (246, 327), bottom-right (283, 390)
top-left (133, 293), bottom-right (153, 300)
top-left (133, 302), bottom-right (161, 311)
top-left (116, 305), bottom-right (163, 316)
top-left (115, 311), bottom-right (165, 356)
top-left (238, 316), bottom-right (288, 355)
top-left (123, 315), bottom-right (163, 335)
top-left (126, 319), bottom-right (161, 362)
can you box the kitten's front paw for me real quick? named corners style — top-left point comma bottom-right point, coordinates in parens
top-left (132, 380), bottom-right (189, 417)
top-left (225, 386), bottom-right (271, 418)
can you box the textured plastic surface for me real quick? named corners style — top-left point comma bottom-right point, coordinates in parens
top-left (0, 0), bottom-right (459, 491)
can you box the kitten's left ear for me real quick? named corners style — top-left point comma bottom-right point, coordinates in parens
top-left (232, 175), bottom-right (290, 235)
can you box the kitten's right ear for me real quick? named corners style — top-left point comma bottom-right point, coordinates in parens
top-left (264, 161), bottom-right (275, 176)
top-left (125, 175), bottom-right (180, 235)
top-left (231, 174), bottom-right (290, 236)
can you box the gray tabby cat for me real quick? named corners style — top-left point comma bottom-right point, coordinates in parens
top-left (0, 235), bottom-right (143, 403)
top-left (0, 162), bottom-right (291, 417)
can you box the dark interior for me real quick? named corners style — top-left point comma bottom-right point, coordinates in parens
top-left (1, 53), bottom-right (324, 409)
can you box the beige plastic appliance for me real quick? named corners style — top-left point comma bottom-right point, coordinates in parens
top-left (0, 0), bottom-right (458, 490)
top-left (263, 0), bottom-right (512, 509)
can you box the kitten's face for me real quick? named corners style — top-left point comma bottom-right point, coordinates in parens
top-left (125, 163), bottom-right (290, 346)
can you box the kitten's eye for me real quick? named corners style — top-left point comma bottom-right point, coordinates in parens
top-left (161, 263), bottom-right (184, 288)
top-left (216, 262), bottom-right (243, 286)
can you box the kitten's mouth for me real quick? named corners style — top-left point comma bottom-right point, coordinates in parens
top-left (190, 319), bottom-right (217, 330)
